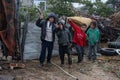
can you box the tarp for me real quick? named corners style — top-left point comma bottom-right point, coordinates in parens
top-left (24, 23), bottom-right (59, 60)
top-left (0, 0), bottom-right (16, 56)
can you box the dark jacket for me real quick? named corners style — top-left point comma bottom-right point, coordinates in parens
top-left (56, 28), bottom-right (72, 46)
top-left (36, 14), bottom-right (57, 42)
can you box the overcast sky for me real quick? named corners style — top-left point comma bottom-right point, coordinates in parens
top-left (73, 0), bottom-right (108, 8)
top-left (34, 0), bottom-right (108, 8)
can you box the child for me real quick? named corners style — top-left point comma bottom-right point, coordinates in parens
top-left (87, 21), bottom-right (100, 61)
top-left (68, 20), bottom-right (87, 63)
top-left (56, 20), bottom-right (72, 67)
top-left (36, 13), bottom-right (57, 66)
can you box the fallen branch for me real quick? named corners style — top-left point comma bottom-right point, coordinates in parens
top-left (51, 62), bottom-right (79, 80)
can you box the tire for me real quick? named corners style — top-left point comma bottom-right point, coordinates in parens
top-left (100, 48), bottom-right (118, 56)
top-left (116, 49), bottom-right (120, 55)
top-left (108, 42), bottom-right (120, 48)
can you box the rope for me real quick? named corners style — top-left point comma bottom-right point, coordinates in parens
top-left (51, 62), bottom-right (79, 80)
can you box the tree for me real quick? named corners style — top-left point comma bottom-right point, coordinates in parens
top-left (48, 0), bottom-right (75, 17)
top-left (106, 0), bottom-right (120, 12)
top-left (79, 0), bottom-right (114, 17)
top-left (38, 2), bottom-right (45, 11)
top-left (94, 0), bottom-right (114, 16)
top-left (20, 5), bottom-right (39, 22)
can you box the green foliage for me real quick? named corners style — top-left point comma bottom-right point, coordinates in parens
top-left (38, 2), bottom-right (45, 11)
top-left (79, 0), bottom-right (114, 17)
top-left (48, 0), bottom-right (75, 17)
top-left (20, 5), bottom-right (39, 22)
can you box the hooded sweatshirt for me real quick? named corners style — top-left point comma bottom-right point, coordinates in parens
top-left (86, 27), bottom-right (100, 45)
top-left (69, 21), bottom-right (86, 47)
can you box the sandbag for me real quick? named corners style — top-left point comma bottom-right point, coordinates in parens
top-left (68, 16), bottom-right (92, 28)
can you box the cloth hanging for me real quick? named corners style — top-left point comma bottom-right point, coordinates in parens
top-left (0, 0), bottom-right (17, 56)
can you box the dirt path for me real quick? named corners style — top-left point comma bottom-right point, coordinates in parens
top-left (0, 56), bottom-right (120, 80)
top-left (73, 64), bottom-right (119, 80)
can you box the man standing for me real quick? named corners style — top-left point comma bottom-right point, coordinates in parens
top-left (36, 13), bottom-right (57, 66)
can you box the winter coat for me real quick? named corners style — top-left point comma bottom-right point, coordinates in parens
top-left (86, 27), bottom-right (100, 45)
top-left (36, 13), bottom-right (57, 42)
top-left (56, 28), bottom-right (72, 46)
top-left (69, 21), bottom-right (86, 47)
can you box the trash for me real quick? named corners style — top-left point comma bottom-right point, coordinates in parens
top-left (110, 12), bottom-right (120, 28)
top-left (9, 63), bottom-right (25, 70)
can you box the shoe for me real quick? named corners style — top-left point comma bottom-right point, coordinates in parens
top-left (60, 64), bottom-right (64, 67)
top-left (88, 58), bottom-right (91, 61)
top-left (47, 61), bottom-right (51, 63)
top-left (77, 60), bottom-right (82, 64)
top-left (47, 62), bottom-right (52, 66)
top-left (38, 63), bottom-right (44, 67)
top-left (68, 65), bottom-right (72, 68)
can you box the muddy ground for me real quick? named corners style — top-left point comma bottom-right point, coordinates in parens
top-left (0, 55), bottom-right (120, 80)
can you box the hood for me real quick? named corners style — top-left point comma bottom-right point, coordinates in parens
top-left (58, 20), bottom-right (65, 25)
top-left (46, 12), bottom-right (58, 23)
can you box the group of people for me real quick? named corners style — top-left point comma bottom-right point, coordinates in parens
top-left (36, 13), bottom-right (100, 67)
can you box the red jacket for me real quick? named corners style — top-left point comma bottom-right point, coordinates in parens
top-left (69, 21), bottom-right (86, 47)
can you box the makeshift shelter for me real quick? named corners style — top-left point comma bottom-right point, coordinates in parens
top-left (23, 23), bottom-right (59, 60)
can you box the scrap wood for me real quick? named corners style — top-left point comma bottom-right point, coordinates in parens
top-left (97, 56), bottom-right (120, 61)
top-left (110, 12), bottom-right (120, 27)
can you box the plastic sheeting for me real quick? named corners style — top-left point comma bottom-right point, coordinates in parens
top-left (24, 23), bottom-right (59, 60)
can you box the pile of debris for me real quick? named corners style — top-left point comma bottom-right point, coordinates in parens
top-left (98, 26), bottom-right (120, 41)
top-left (95, 14), bottom-right (120, 42)
top-left (110, 12), bottom-right (120, 28)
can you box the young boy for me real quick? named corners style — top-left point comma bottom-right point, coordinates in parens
top-left (36, 13), bottom-right (57, 66)
top-left (56, 20), bottom-right (72, 67)
top-left (87, 21), bottom-right (100, 61)
top-left (68, 20), bottom-right (87, 63)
